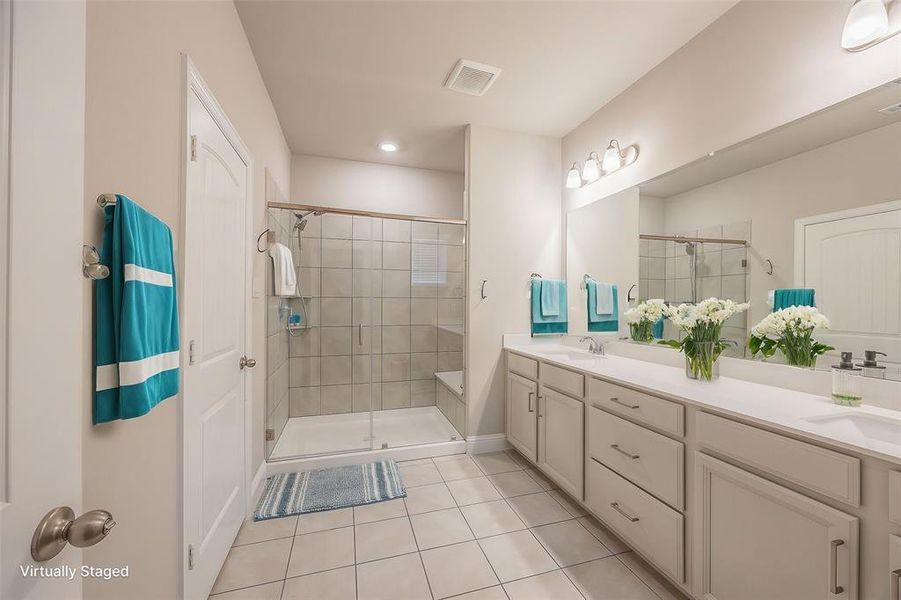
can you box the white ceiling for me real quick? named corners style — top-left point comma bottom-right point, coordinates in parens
top-left (236, 1), bottom-right (735, 173)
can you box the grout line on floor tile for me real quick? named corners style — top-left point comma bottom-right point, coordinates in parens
top-left (614, 552), bottom-right (681, 600)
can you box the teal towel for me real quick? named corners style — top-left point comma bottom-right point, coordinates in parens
top-left (94, 195), bottom-right (180, 424)
top-left (652, 317), bottom-right (665, 339)
top-left (588, 283), bottom-right (619, 332)
top-left (773, 288), bottom-right (815, 311)
top-left (540, 278), bottom-right (564, 317)
top-left (531, 279), bottom-right (567, 335)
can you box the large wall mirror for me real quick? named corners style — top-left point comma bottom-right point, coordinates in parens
top-left (567, 81), bottom-right (901, 375)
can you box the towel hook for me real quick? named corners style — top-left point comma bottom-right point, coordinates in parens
top-left (480, 280), bottom-right (488, 300)
top-left (257, 229), bottom-right (272, 253)
top-left (626, 283), bottom-right (637, 303)
top-left (82, 245), bottom-right (110, 280)
top-left (530, 272), bottom-right (542, 278)
top-left (765, 259), bottom-right (774, 276)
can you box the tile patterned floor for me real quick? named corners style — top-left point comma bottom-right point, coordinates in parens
top-left (209, 451), bottom-right (688, 600)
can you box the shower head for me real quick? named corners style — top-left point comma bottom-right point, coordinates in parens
top-left (293, 210), bottom-right (325, 232)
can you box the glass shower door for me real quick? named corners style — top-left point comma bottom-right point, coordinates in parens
top-left (370, 217), bottom-right (466, 450)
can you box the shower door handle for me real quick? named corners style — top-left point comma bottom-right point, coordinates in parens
top-left (358, 323), bottom-right (363, 346)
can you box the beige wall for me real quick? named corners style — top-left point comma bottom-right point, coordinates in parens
top-left (566, 187), bottom-right (640, 337)
top-left (662, 120), bottom-right (901, 328)
top-left (563, 0), bottom-right (901, 214)
top-left (466, 125), bottom-right (562, 437)
top-left (291, 154), bottom-right (464, 219)
top-left (82, 1), bottom-right (290, 598)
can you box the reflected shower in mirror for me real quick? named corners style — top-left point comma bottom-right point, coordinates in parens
top-left (568, 82), bottom-right (901, 375)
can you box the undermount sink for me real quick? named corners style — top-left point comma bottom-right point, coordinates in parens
top-left (804, 413), bottom-right (901, 446)
top-left (539, 350), bottom-right (605, 362)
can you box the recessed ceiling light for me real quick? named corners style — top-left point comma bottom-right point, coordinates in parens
top-left (379, 142), bottom-right (398, 152)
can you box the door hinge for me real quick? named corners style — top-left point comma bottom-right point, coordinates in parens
top-left (190, 135), bottom-right (198, 162)
top-left (187, 544), bottom-right (195, 570)
top-left (188, 340), bottom-right (196, 365)
top-left (265, 428), bottom-right (275, 441)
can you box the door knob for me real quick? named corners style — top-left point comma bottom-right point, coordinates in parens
top-left (32, 507), bottom-right (116, 561)
top-left (240, 356), bottom-right (256, 369)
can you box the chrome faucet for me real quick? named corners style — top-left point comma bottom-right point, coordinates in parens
top-left (579, 336), bottom-right (605, 355)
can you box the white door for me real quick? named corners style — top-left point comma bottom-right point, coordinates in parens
top-left (796, 201), bottom-right (901, 364)
top-left (0, 1), bottom-right (86, 598)
top-left (182, 70), bottom-right (251, 599)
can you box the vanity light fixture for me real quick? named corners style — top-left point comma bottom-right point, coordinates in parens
top-left (602, 140), bottom-right (625, 173)
top-left (582, 152), bottom-right (602, 183)
top-left (564, 139), bottom-right (640, 190)
top-left (565, 163), bottom-right (583, 189)
top-left (842, 0), bottom-right (899, 50)
top-left (379, 142), bottom-right (398, 152)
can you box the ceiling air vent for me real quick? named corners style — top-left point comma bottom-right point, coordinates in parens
top-left (444, 59), bottom-right (502, 97)
top-left (878, 102), bottom-right (901, 115)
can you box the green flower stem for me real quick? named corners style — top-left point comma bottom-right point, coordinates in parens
top-left (630, 321), bottom-right (654, 343)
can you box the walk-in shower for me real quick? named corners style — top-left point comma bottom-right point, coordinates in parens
top-left (264, 204), bottom-right (467, 461)
top-left (638, 224), bottom-right (750, 355)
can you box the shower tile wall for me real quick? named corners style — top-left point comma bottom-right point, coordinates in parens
top-left (284, 212), bottom-right (466, 418)
top-left (265, 210), bottom-right (292, 457)
top-left (640, 221), bottom-right (751, 357)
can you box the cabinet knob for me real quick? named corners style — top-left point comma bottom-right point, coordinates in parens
top-left (240, 356), bottom-right (257, 369)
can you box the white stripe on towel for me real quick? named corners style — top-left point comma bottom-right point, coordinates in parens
top-left (124, 264), bottom-right (173, 287)
top-left (95, 350), bottom-right (180, 391)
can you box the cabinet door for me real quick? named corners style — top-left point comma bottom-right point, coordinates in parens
top-left (507, 372), bottom-right (538, 462)
top-left (538, 386), bottom-right (585, 499)
top-left (695, 453), bottom-right (858, 600)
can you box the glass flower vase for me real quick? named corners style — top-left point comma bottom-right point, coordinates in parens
top-left (629, 321), bottom-right (654, 343)
top-left (685, 341), bottom-right (721, 381)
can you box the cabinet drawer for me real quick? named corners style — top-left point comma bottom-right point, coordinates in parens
top-left (540, 362), bottom-right (585, 398)
top-left (696, 412), bottom-right (861, 507)
top-left (588, 407), bottom-right (684, 510)
top-left (507, 352), bottom-right (538, 380)
top-left (589, 378), bottom-right (684, 437)
top-left (587, 458), bottom-right (684, 583)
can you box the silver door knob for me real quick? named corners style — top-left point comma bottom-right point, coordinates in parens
top-left (32, 507), bottom-right (116, 561)
top-left (240, 356), bottom-right (256, 369)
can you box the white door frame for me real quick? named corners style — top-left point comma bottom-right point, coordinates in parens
top-left (0, 0), bottom-right (11, 508)
top-left (793, 199), bottom-right (901, 285)
top-left (178, 55), bottom-right (255, 597)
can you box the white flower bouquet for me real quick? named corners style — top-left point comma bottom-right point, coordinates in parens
top-left (659, 298), bottom-right (749, 380)
top-left (748, 306), bottom-right (833, 368)
top-left (624, 299), bottom-right (666, 343)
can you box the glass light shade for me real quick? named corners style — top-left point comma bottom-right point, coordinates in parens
top-left (602, 142), bottom-right (623, 173)
top-left (582, 154), bottom-right (601, 182)
top-left (565, 164), bottom-right (582, 189)
top-left (842, 0), bottom-right (889, 49)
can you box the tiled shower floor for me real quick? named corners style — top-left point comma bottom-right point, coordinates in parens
top-left (270, 406), bottom-right (461, 459)
top-left (210, 451), bottom-right (687, 600)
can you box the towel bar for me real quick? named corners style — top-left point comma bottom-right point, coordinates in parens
top-left (96, 193), bottom-right (116, 207)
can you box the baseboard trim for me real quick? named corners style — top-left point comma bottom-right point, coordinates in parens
top-left (249, 461), bottom-right (267, 509)
top-left (466, 433), bottom-right (510, 454)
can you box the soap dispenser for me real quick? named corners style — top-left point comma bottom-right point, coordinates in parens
top-left (831, 352), bottom-right (863, 407)
top-left (858, 350), bottom-right (887, 379)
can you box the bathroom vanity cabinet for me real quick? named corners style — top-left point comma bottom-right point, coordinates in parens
top-left (505, 355), bottom-right (585, 498)
top-left (504, 347), bottom-right (899, 600)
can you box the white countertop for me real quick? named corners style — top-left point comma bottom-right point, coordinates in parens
top-left (504, 336), bottom-right (901, 465)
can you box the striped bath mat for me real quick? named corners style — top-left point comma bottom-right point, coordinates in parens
top-left (254, 460), bottom-right (406, 521)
